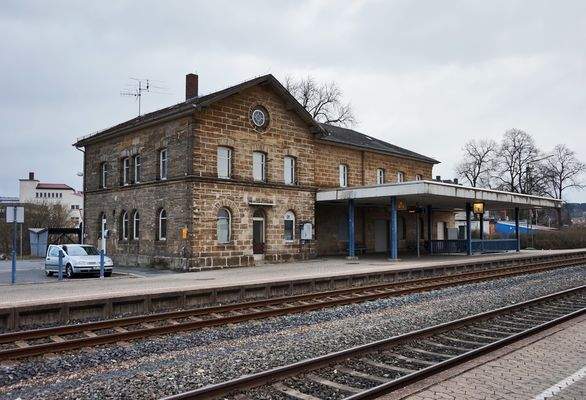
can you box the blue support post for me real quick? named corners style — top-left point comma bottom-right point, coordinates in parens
top-left (58, 249), bottom-right (64, 281)
top-left (514, 207), bottom-right (520, 252)
top-left (426, 205), bottom-right (433, 255)
top-left (466, 202), bottom-right (472, 255)
top-left (100, 249), bottom-right (105, 278)
top-left (11, 207), bottom-right (16, 284)
top-left (389, 196), bottom-right (398, 260)
top-left (479, 212), bottom-right (484, 253)
top-left (347, 199), bottom-right (356, 259)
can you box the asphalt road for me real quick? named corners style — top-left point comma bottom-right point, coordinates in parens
top-left (0, 258), bottom-right (178, 285)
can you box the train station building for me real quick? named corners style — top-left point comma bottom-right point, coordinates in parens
top-left (74, 73), bottom-right (562, 270)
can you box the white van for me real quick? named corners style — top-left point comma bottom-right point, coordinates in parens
top-left (45, 244), bottom-right (114, 278)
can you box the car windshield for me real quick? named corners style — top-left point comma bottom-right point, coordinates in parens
top-left (65, 246), bottom-right (100, 256)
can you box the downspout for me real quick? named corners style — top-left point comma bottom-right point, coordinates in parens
top-left (75, 146), bottom-right (85, 244)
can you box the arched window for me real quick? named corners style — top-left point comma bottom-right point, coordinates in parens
top-left (217, 208), bottom-right (231, 243)
top-left (133, 211), bottom-right (140, 240)
top-left (158, 209), bottom-right (167, 241)
top-left (284, 211), bottom-right (295, 241)
top-left (339, 164), bottom-right (348, 187)
top-left (376, 168), bottom-right (385, 185)
top-left (120, 211), bottom-right (129, 240)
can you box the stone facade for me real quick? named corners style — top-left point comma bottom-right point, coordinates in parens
top-left (80, 75), bottom-right (442, 270)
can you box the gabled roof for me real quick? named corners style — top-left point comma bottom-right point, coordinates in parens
top-left (74, 74), bottom-right (323, 147)
top-left (318, 123), bottom-right (439, 164)
top-left (36, 183), bottom-right (74, 190)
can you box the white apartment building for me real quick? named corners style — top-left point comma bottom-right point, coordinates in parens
top-left (19, 172), bottom-right (83, 226)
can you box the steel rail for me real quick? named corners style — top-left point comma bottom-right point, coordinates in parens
top-left (159, 285), bottom-right (586, 400)
top-left (0, 256), bottom-right (584, 361)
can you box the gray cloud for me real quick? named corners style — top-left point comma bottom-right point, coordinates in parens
top-left (1, 0), bottom-right (584, 201)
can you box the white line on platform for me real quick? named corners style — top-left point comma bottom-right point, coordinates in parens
top-left (530, 365), bottom-right (586, 400)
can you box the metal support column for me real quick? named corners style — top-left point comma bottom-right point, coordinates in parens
top-left (388, 196), bottom-right (398, 260)
top-left (479, 212), bottom-right (484, 253)
top-left (466, 202), bottom-right (472, 255)
top-left (347, 199), bottom-right (356, 259)
top-left (514, 207), bottom-right (520, 252)
top-left (426, 205), bottom-right (432, 255)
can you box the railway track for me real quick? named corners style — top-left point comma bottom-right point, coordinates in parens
top-left (161, 285), bottom-right (586, 400)
top-left (0, 255), bottom-right (584, 361)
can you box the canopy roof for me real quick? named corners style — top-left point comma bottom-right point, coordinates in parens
top-left (316, 180), bottom-right (562, 211)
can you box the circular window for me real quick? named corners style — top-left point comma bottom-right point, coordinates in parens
top-left (250, 106), bottom-right (269, 130)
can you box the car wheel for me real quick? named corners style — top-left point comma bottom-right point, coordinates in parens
top-left (66, 264), bottom-right (75, 279)
top-left (104, 271), bottom-right (112, 277)
top-left (45, 270), bottom-right (54, 277)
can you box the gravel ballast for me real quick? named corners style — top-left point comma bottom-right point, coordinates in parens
top-left (0, 265), bottom-right (584, 400)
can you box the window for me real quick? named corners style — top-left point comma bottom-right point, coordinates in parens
top-left (132, 211), bottom-right (140, 240)
top-left (36, 193), bottom-right (39, 198)
top-left (158, 209), bottom-right (167, 240)
top-left (134, 155), bottom-right (141, 183)
top-left (415, 174), bottom-right (422, 181)
top-left (59, 193), bottom-right (62, 198)
top-left (376, 168), bottom-right (385, 185)
top-left (252, 151), bottom-right (266, 182)
top-left (284, 156), bottom-right (296, 185)
top-left (284, 211), bottom-right (295, 241)
top-left (339, 164), bottom-right (348, 187)
top-left (397, 171), bottom-right (405, 183)
top-left (99, 212), bottom-right (107, 239)
top-left (217, 208), bottom-right (231, 243)
top-left (159, 149), bottom-right (168, 180)
top-left (217, 147), bottom-right (232, 179)
top-left (100, 162), bottom-right (108, 189)
top-left (120, 211), bottom-right (129, 241)
top-left (122, 157), bottom-right (130, 185)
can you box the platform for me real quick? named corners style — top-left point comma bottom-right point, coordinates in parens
top-left (382, 314), bottom-right (586, 400)
top-left (0, 249), bottom-right (584, 330)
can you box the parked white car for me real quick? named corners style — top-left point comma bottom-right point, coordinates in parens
top-left (45, 244), bottom-right (113, 278)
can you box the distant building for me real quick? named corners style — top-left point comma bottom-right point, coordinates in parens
top-left (18, 172), bottom-right (83, 225)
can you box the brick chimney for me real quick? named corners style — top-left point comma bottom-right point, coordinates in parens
top-left (185, 73), bottom-right (198, 100)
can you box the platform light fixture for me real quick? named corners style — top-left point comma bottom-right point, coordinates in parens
top-left (397, 199), bottom-right (407, 210)
top-left (473, 201), bottom-right (485, 215)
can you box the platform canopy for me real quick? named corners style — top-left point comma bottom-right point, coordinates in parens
top-left (316, 180), bottom-right (562, 211)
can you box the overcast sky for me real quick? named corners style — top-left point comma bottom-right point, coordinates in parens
top-left (1, 0), bottom-right (585, 201)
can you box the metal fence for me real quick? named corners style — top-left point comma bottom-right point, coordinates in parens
top-left (430, 239), bottom-right (517, 254)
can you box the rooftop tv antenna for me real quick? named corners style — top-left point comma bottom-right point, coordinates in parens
top-left (120, 78), bottom-right (150, 116)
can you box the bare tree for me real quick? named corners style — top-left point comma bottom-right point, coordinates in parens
top-left (493, 129), bottom-right (541, 194)
top-left (542, 144), bottom-right (586, 200)
top-left (455, 139), bottom-right (497, 187)
top-left (285, 76), bottom-right (356, 127)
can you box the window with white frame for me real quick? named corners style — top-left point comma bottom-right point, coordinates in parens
top-left (397, 171), bottom-right (405, 183)
top-left (100, 162), bottom-right (108, 188)
top-left (284, 156), bottom-right (296, 185)
top-left (217, 147), bottom-right (232, 179)
top-left (121, 211), bottom-right (129, 240)
top-left (415, 174), bottom-right (422, 181)
top-left (217, 208), bottom-right (231, 243)
top-left (159, 149), bottom-right (168, 180)
top-left (252, 151), bottom-right (266, 182)
top-left (134, 155), bottom-right (141, 183)
top-left (284, 211), bottom-right (295, 241)
top-left (122, 157), bottom-right (130, 185)
top-left (339, 164), bottom-right (348, 187)
top-left (132, 211), bottom-right (140, 240)
top-left (376, 168), bottom-right (385, 185)
top-left (158, 209), bottom-right (167, 240)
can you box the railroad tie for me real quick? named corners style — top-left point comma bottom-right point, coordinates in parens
top-left (334, 365), bottom-right (387, 383)
top-left (305, 373), bottom-right (362, 394)
top-left (402, 346), bottom-right (453, 359)
top-left (14, 340), bottom-right (30, 348)
top-left (113, 326), bottom-right (128, 333)
top-left (141, 323), bottom-right (155, 329)
top-left (83, 331), bottom-right (98, 338)
top-left (167, 319), bottom-right (180, 325)
top-left (420, 340), bottom-right (469, 353)
top-left (384, 352), bottom-right (436, 366)
top-left (438, 334), bottom-right (486, 347)
top-left (360, 358), bottom-right (417, 374)
top-left (49, 335), bottom-right (65, 343)
top-left (272, 383), bottom-right (321, 400)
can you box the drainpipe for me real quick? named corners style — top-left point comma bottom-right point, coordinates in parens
top-left (75, 146), bottom-right (85, 244)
